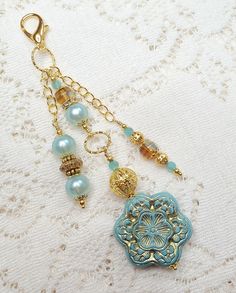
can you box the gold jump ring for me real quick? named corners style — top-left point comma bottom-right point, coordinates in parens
top-left (31, 47), bottom-right (56, 72)
top-left (84, 131), bottom-right (112, 155)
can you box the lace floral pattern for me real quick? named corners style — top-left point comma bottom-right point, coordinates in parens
top-left (0, 0), bottom-right (236, 292)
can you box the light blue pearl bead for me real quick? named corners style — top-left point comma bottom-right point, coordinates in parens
top-left (52, 134), bottom-right (76, 157)
top-left (65, 175), bottom-right (90, 198)
top-left (65, 103), bottom-right (88, 125)
top-left (109, 160), bottom-right (119, 171)
top-left (51, 79), bottom-right (62, 90)
top-left (167, 161), bottom-right (176, 172)
top-left (124, 127), bottom-right (134, 137)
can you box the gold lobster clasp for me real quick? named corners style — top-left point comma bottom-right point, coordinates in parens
top-left (20, 13), bottom-right (48, 48)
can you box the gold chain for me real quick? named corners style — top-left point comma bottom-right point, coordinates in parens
top-left (61, 75), bottom-right (126, 128)
top-left (41, 70), bottom-right (63, 135)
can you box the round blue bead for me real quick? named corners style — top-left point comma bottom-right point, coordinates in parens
top-left (65, 175), bottom-right (90, 198)
top-left (52, 134), bottom-right (76, 157)
top-left (124, 127), bottom-right (134, 137)
top-left (65, 103), bottom-right (88, 125)
top-left (51, 79), bottom-right (62, 90)
top-left (109, 160), bottom-right (119, 171)
top-left (167, 161), bottom-right (177, 172)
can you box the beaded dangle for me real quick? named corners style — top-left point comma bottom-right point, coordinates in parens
top-left (20, 13), bottom-right (192, 268)
top-left (20, 14), bottom-right (90, 208)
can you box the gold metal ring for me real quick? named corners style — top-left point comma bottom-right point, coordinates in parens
top-left (84, 131), bottom-right (111, 154)
top-left (31, 46), bottom-right (56, 71)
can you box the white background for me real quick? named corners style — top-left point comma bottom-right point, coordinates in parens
top-left (0, 1), bottom-right (236, 292)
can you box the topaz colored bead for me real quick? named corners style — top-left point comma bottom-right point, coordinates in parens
top-left (140, 139), bottom-right (158, 159)
top-left (65, 175), bottom-right (90, 198)
top-left (52, 134), bottom-right (76, 157)
top-left (51, 79), bottom-right (62, 90)
top-left (109, 160), bottom-right (119, 171)
top-left (124, 127), bottom-right (134, 137)
top-left (65, 103), bottom-right (88, 125)
top-left (167, 161), bottom-right (176, 172)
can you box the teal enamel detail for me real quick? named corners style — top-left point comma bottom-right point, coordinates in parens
top-left (114, 192), bottom-right (192, 267)
top-left (109, 160), bottom-right (119, 171)
top-left (65, 103), bottom-right (88, 125)
top-left (124, 127), bottom-right (134, 137)
top-left (167, 161), bottom-right (176, 172)
top-left (65, 175), bottom-right (90, 199)
top-left (51, 79), bottom-right (62, 90)
top-left (52, 134), bottom-right (76, 157)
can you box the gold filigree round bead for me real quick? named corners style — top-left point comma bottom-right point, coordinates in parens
top-left (130, 131), bottom-right (144, 145)
top-left (110, 167), bottom-right (138, 198)
top-left (156, 153), bottom-right (169, 165)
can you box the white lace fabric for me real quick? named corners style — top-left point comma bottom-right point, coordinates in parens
top-left (0, 1), bottom-right (236, 292)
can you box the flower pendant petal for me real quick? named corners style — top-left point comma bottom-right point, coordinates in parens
top-left (114, 192), bottom-right (192, 267)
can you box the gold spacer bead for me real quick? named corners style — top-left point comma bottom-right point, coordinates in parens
top-left (104, 152), bottom-right (113, 162)
top-left (56, 129), bottom-right (63, 136)
top-left (156, 152), bottom-right (169, 165)
top-left (76, 196), bottom-right (86, 208)
top-left (130, 131), bottom-right (144, 145)
top-left (174, 168), bottom-right (182, 177)
top-left (79, 199), bottom-right (86, 208)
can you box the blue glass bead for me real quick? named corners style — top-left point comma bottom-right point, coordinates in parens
top-left (52, 134), bottom-right (76, 157)
top-left (167, 161), bottom-right (176, 172)
top-left (65, 103), bottom-right (88, 125)
top-left (109, 160), bottom-right (119, 171)
top-left (65, 175), bottom-right (90, 198)
top-left (124, 127), bottom-right (134, 137)
top-left (51, 79), bottom-right (62, 90)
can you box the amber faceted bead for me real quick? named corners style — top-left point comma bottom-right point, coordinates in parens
top-left (139, 139), bottom-right (158, 159)
top-left (55, 87), bottom-right (75, 105)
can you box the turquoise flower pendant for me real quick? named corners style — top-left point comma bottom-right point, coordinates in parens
top-left (114, 192), bottom-right (192, 267)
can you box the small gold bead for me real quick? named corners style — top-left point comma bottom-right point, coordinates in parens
top-left (104, 152), bottom-right (113, 162)
top-left (174, 168), bottom-right (182, 177)
top-left (76, 196), bottom-right (86, 208)
top-left (156, 153), bottom-right (168, 165)
top-left (130, 131), bottom-right (144, 145)
top-left (66, 171), bottom-right (71, 176)
top-left (57, 129), bottom-right (63, 136)
top-left (79, 199), bottom-right (85, 208)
